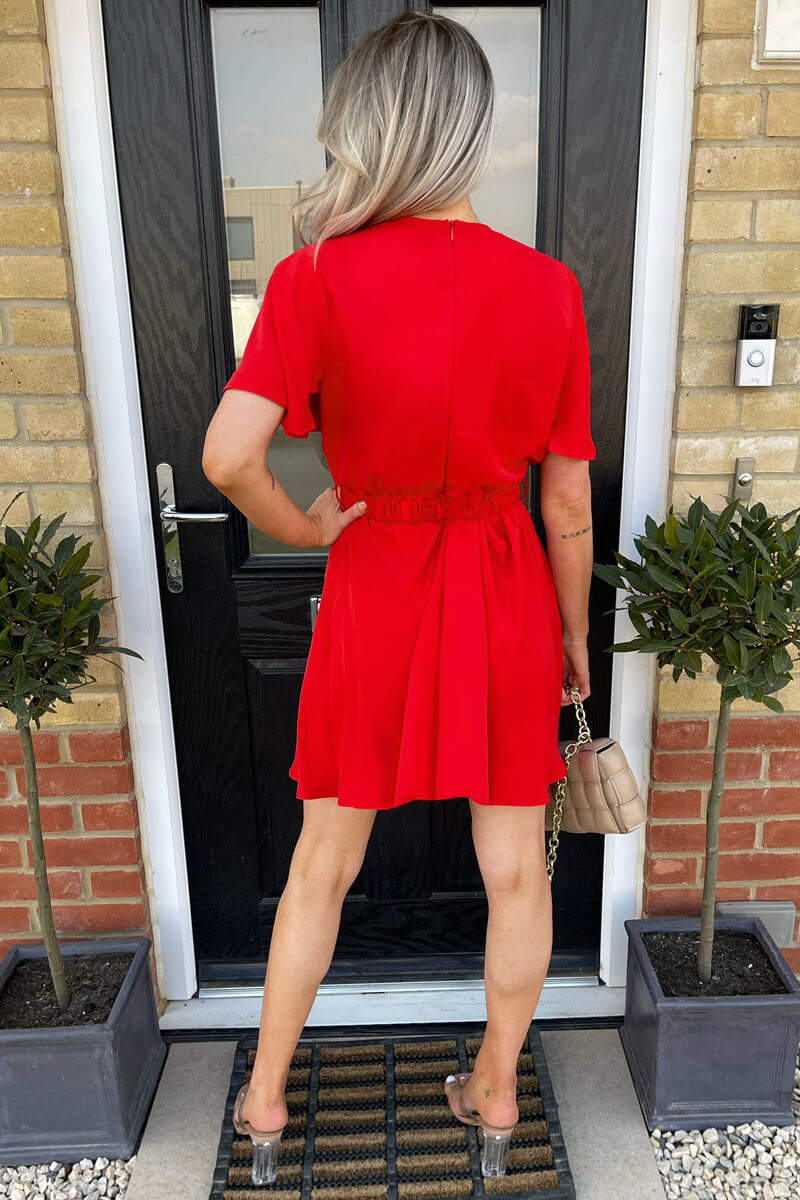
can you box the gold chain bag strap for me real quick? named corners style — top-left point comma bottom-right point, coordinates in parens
top-left (544, 686), bottom-right (645, 881)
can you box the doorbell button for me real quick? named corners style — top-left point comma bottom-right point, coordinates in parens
top-left (734, 302), bottom-right (779, 387)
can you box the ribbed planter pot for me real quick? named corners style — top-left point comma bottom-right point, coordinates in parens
top-left (620, 915), bottom-right (800, 1131)
top-left (0, 937), bottom-right (166, 1165)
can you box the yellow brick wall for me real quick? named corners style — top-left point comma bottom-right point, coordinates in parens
top-left (646, 0), bottom-right (800, 962)
top-left (0, 0), bottom-right (153, 980)
top-left (661, 0), bottom-right (800, 713)
top-left (0, 0), bottom-right (120, 715)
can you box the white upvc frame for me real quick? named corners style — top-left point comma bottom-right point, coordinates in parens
top-left (44, 0), bottom-right (696, 1012)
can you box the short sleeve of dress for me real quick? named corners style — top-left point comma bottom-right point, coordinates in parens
top-left (222, 246), bottom-right (327, 439)
top-left (545, 268), bottom-right (597, 460)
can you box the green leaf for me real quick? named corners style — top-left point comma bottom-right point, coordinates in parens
top-left (98, 644), bottom-right (144, 660)
top-left (34, 593), bottom-right (64, 609)
top-left (663, 513), bottom-right (680, 548)
top-left (607, 637), bottom-right (679, 654)
top-left (592, 563), bottom-right (627, 589)
top-left (38, 512), bottom-right (66, 550)
top-left (53, 534), bottom-right (77, 569)
top-left (755, 581), bottom-right (772, 624)
top-left (740, 523), bottom-right (773, 565)
top-left (668, 607), bottom-right (690, 634)
top-left (646, 564), bottom-right (686, 594)
top-left (60, 543), bottom-right (92, 577)
top-left (4, 525), bottom-right (24, 552)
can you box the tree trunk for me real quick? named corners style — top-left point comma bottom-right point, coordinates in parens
top-left (19, 718), bottom-right (70, 1011)
top-left (698, 693), bottom-right (731, 984)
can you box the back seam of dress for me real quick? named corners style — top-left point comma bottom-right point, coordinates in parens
top-left (441, 217), bottom-right (456, 491)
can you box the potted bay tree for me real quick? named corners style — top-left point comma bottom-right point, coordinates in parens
top-left (0, 496), bottom-right (166, 1164)
top-left (594, 494), bottom-right (800, 1130)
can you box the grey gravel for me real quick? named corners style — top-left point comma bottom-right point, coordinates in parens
top-left (0, 1157), bottom-right (134, 1200)
top-left (649, 1041), bottom-right (800, 1200)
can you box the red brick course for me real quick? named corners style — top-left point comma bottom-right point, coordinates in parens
top-left (52, 902), bottom-right (148, 935)
top-left (68, 729), bottom-right (130, 762)
top-left (81, 800), bottom-right (138, 831)
top-left (0, 723), bottom-right (151, 955)
top-left (646, 714), bottom-right (800, 977)
top-left (0, 733), bottom-right (60, 765)
top-left (15, 763), bottom-right (134, 797)
top-left (90, 868), bottom-right (146, 898)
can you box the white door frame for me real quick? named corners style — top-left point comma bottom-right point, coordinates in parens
top-left (44, 0), bottom-right (696, 1012)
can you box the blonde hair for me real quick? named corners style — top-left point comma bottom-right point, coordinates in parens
top-left (292, 10), bottom-right (495, 260)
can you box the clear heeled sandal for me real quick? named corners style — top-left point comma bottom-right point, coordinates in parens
top-left (232, 1081), bottom-right (287, 1185)
top-left (444, 1071), bottom-right (518, 1178)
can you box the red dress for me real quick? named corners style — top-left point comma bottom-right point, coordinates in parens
top-left (222, 215), bottom-right (596, 809)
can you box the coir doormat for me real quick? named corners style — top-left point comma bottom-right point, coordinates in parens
top-left (209, 1026), bottom-right (575, 1200)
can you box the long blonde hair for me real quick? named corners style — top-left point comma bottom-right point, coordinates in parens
top-left (292, 10), bottom-right (495, 259)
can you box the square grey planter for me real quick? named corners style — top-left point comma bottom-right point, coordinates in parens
top-left (0, 937), bottom-right (166, 1165)
top-left (619, 915), bottom-right (800, 1131)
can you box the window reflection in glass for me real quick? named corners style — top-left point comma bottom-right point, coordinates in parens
top-left (210, 7), bottom-right (331, 556)
top-left (432, 7), bottom-right (541, 247)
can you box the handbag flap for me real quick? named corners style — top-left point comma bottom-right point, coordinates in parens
top-left (555, 736), bottom-right (645, 834)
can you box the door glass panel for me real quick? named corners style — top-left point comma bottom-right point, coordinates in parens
top-left (432, 7), bottom-right (541, 247)
top-left (210, 7), bottom-right (330, 556)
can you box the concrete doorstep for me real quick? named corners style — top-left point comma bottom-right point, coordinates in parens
top-left (126, 1030), bottom-right (662, 1200)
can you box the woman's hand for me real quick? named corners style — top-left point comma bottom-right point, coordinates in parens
top-left (304, 485), bottom-right (367, 547)
top-left (561, 632), bottom-right (590, 704)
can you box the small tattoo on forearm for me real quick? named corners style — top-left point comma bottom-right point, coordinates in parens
top-left (560, 522), bottom-right (592, 539)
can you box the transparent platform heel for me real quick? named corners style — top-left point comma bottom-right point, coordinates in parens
top-left (480, 1126), bottom-right (515, 1177)
top-left (444, 1072), bottom-right (517, 1178)
top-left (232, 1082), bottom-right (287, 1186)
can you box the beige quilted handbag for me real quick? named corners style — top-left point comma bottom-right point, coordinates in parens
top-left (544, 687), bottom-right (645, 880)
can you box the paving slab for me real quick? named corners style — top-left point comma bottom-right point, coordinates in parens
top-left (126, 1040), bottom-right (236, 1200)
top-left (540, 1027), bottom-right (664, 1200)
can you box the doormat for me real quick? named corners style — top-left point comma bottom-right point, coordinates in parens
top-left (209, 1026), bottom-right (575, 1200)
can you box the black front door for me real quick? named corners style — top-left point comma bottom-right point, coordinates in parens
top-left (101, 0), bottom-right (645, 984)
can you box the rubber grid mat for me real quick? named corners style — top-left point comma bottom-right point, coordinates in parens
top-left (209, 1026), bottom-right (575, 1200)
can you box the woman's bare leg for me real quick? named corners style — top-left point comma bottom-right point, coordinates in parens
top-left (463, 799), bottom-right (553, 1128)
top-left (241, 796), bottom-right (377, 1129)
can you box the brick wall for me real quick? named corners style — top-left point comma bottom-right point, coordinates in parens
top-left (0, 2), bottom-right (153, 975)
top-left (643, 0), bottom-right (800, 972)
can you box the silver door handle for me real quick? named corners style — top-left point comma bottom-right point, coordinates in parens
top-left (156, 462), bottom-right (228, 595)
top-left (159, 503), bottom-right (229, 524)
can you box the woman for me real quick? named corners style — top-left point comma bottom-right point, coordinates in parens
top-left (202, 9), bottom-right (594, 1185)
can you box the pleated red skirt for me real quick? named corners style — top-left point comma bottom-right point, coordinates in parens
top-left (288, 478), bottom-right (569, 809)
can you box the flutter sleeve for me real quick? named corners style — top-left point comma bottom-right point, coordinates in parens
top-left (222, 245), bottom-right (327, 439)
top-left (545, 268), bottom-right (597, 460)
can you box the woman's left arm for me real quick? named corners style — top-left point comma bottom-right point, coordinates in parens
top-left (202, 388), bottom-right (365, 547)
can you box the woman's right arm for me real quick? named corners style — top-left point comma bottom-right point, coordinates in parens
top-left (539, 451), bottom-right (593, 702)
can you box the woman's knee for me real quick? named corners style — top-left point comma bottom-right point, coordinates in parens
top-left (470, 806), bottom-right (548, 897)
top-left (289, 832), bottom-right (365, 896)
top-left (475, 852), bottom-right (533, 898)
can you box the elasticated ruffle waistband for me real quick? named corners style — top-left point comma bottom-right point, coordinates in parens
top-left (335, 477), bottom-right (529, 522)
